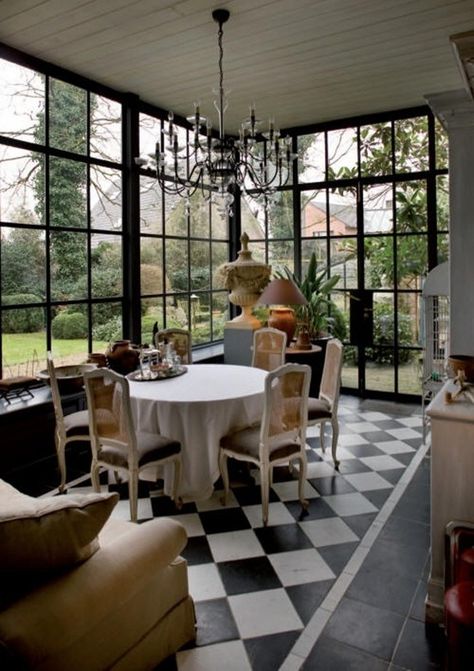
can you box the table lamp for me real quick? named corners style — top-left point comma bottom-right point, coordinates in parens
top-left (257, 278), bottom-right (308, 346)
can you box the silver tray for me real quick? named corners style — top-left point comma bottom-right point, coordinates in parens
top-left (127, 365), bottom-right (187, 382)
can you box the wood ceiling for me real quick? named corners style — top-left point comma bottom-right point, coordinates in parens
top-left (1, 0), bottom-right (473, 132)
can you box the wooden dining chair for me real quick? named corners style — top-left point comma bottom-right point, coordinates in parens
top-left (307, 338), bottom-right (344, 469)
top-left (83, 367), bottom-right (182, 522)
top-left (155, 328), bottom-right (192, 364)
top-left (219, 363), bottom-right (311, 526)
top-left (251, 327), bottom-right (287, 371)
top-left (47, 352), bottom-right (91, 493)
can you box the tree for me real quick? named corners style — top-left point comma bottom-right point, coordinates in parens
top-left (0, 222), bottom-right (44, 296)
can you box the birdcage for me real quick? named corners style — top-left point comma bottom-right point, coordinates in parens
top-left (421, 262), bottom-right (449, 442)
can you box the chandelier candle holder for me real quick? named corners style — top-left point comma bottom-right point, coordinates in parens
top-left (136, 8), bottom-right (297, 216)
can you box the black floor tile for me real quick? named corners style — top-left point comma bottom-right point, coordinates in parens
top-left (379, 516), bottom-right (430, 551)
top-left (378, 468), bottom-right (405, 485)
top-left (342, 512), bottom-right (378, 538)
top-left (254, 523), bottom-right (314, 554)
top-left (363, 488), bottom-right (393, 509)
top-left (346, 564), bottom-right (419, 617)
top-left (393, 619), bottom-right (445, 670)
top-left (345, 443), bottom-right (386, 458)
top-left (286, 580), bottom-right (335, 625)
top-left (337, 459), bottom-right (373, 475)
top-left (198, 507), bottom-right (251, 534)
top-left (394, 451), bottom-right (417, 466)
top-left (194, 598), bottom-right (239, 646)
top-left (373, 419), bottom-right (406, 430)
top-left (232, 485), bottom-right (279, 506)
top-left (309, 475), bottom-right (357, 496)
top-left (217, 556), bottom-right (281, 595)
top-left (363, 539), bottom-right (430, 580)
top-left (181, 535), bottom-right (213, 566)
top-left (393, 493), bottom-right (430, 525)
top-left (358, 431), bottom-right (396, 443)
top-left (318, 542), bottom-right (360, 575)
top-left (285, 496), bottom-right (336, 521)
top-left (153, 653), bottom-right (178, 671)
top-left (302, 634), bottom-right (390, 670)
top-left (410, 579), bottom-right (429, 622)
top-left (244, 630), bottom-right (300, 671)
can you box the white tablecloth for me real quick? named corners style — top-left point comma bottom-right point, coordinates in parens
top-left (128, 364), bottom-right (267, 500)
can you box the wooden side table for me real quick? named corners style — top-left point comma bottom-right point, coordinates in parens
top-left (285, 344), bottom-right (322, 397)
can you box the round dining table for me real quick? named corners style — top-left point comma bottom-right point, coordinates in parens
top-left (128, 363), bottom-right (267, 500)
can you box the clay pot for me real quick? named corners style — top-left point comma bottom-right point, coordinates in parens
top-left (448, 355), bottom-right (474, 383)
top-left (106, 340), bottom-right (140, 375)
top-left (268, 307), bottom-right (296, 345)
top-left (87, 353), bottom-right (108, 367)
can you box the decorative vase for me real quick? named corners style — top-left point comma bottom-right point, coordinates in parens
top-left (268, 307), bottom-right (296, 344)
top-left (106, 340), bottom-right (140, 375)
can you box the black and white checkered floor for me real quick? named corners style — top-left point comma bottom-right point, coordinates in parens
top-left (67, 396), bottom-right (437, 670)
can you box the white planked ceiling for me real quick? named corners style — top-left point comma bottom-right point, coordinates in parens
top-left (0, 0), bottom-right (473, 132)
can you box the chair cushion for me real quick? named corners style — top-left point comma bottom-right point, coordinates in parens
top-left (0, 479), bottom-right (118, 573)
top-left (63, 409), bottom-right (90, 435)
top-left (307, 397), bottom-right (332, 421)
top-left (99, 432), bottom-right (181, 469)
top-left (221, 426), bottom-right (302, 462)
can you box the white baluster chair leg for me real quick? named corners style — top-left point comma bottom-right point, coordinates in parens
top-left (56, 432), bottom-right (67, 493)
top-left (319, 421), bottom-right (326, 452)
top-left (260, 466), bottom-right (270, 527)
top-left (331, 417), bottom-right (340, 469)
top-left (128, 470), bottom-right (138, 522)
top-left (91, 459), bottom-right (101, 492)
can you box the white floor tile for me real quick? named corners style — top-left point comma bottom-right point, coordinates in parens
top-left (338, 433), bottom-right (369, 447)
top-left (397, 416), bottom-right (423, 427)
top-left (188, 563), bottom-right (226, 602)
top-left (169, 513), bottom-right (205, 537)
top-left (305, 461), bottom-right (337, 478)
top-left (343, 471), bottom-right (393, 492)
top-left (243, 502), bottom-right (296, 527)
top-left (229, 588), bottom-right (303, 638)
top-left (195, 489), bottom-right (239, 512)
top-left (300, 516), bottom-right (359, 546)
top-left (373, 440), bottom-right (415, 455)
top-left (272, 479), bottom-right (320, 501)
top-left (177, 640), bottom-right (252, 671)
top-left (111, 497), bottom-right (152, 521)
top-left (357, 411), bottom-right (391, 421)
top-left (207, 529), bottom-right (264, 562)
top-left (344, 421), bottom-right (380, 433)
top-left (269, 548), bottom-right (335, 585)
top-left (360, 454), bottom-right (405, 471)
top-left (386, 427), bottom-right (422, 440)
top-left (320, 446), bottom-right (355, 462)
top-left (324, 492), bottom-right (378, 516)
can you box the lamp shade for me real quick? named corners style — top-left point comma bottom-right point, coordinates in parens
top-left (258, 279), bottom-right (307, 345)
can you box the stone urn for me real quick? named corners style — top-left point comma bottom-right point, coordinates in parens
top-left (106, 340), bottom-right (140, 375)
top-left (217, 232), bottom-right (271, 329)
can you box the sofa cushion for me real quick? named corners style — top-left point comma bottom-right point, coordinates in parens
top-left (0, 479), bottom-right (118, 573)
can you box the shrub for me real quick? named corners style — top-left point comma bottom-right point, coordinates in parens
top-left (366, 303), bottom-right (413, 365)
top-left (92, 316), bottom-right (122, 343)
top-left (2, 294), bottom-right (44, 333)
top-left (52, 312), bottom-right (88, 339)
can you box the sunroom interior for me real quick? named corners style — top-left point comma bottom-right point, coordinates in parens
top-left (1, 1), bottom-right (474, 670)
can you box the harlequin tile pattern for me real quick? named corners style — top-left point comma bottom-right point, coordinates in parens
top-left (61, 396), bottom-right (445, 670)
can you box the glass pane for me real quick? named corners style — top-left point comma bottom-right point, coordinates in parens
top-left (327, 127), bottom-right (357, 180)
top-left (1, 227), bottom-right (46, 301)
top-left (141, 297), bottom-right (163, 346)
top-left (301, 238), bottom-right (327, 275)
top-left (90, 166), bottom-right (122, 231)
top-left (398, 352), bottom-right (422, 395)
top-left (372, 293), bottom-right (395, 345)
top-left (241, 194), bottom-right (265, 240)
top-left (90, 94), bottom-right (121, 163)
top-left (92, 301), bottom-right (122, 350)
top-left (360, 122), bottom-right (392, 176)
top-left (190, 191), bottom-right (210, 238)
top-left (141, 237), bottom-right (163, 295)
top-left (139, 113), bottom-right (161, 157)
top-left (298, 132), bottom-right (325, 183)
top-left (211, 201), bottom-right (228, 239)
top-left (166, 295), bottom-right (189, 329)
top-left (328, 188), bottom-right (357, 237)
top-left (51, 304), bottom-right (88, 364)
top-left (331, 237), bottom-right (358, 290)
top-left (2, 307), bottom-right (46, 377)
top-left (398, 292), bottom-right (422, 346)
top-left (91, 235), bottom-right (122, 298)
top-left (212, 292), bottom-right (228, 340)
top-left (397, 235), bottom-right (427, 289)
top-left (190, 240), bottom-right (210, 290)
top-left (395, 180), bottom-right (427, 233)
top-left (0, 147), bottom-right (44, 224)
top-left (395, 116), bottom-right (429, 173)
top-left (341, 345), bottom-right (358, 389)
top-left (49, 157), bottom-right (87, 228)
top-left (166, 197), bottom-right (188, 237)
top-left (365, 354), bottom-right (394, 393)
top-left (363, 183), bottom-right (393, 234)
top-left (436, 175), bottom-right (449, 231)
top-left (247, 239), bottom-right (265, 264)
top-left (331, 292), bottom-right (350, 343)
top-left (163, 124), bottom-right (188, 176)
top-left (212, 242), bottom-right (228, 290)
top-left (0, 59), bottom-right (44, 143)
top-left (140, 175), bottom-right (162, 233)
top-left (364, 237), bottom-right (393, 289)
top-left (192, 292), bottom-right (211, 344)
top-left (50, 231), bottom-right (87, 301)
top-left (301, 190), bottom-right (326, 237)
top-left (49, 79), bottom-right (87, 154)
top-left (268, 240), bottom-right (294, 274)
top-left (268, 191), bottom-right (293, 239)
top-left (166, 238), bottom-right (188, 292)
top-left (435, 117), bottom-right (448, 170)
top-left (437, 233), bottom-right (449, 264)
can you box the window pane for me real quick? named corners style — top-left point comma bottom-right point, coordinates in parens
top-left (268, 191), bottom-right (293, 239)
top-left (327, 128), bottom-right (357, 179)
top-left (395, 117), bottom-right (428, 173)
top-left (365, 355), bottom-right (394, 392)
top-left (49, 157), bottom-right (87, 228)
top-left (141, 297), bottom-right (163, 345)
top-left (190, 240), bottom-right (210, 290)
top-left (166, 295), bottom-right (189, 329)
top-left (92, 301), bottom-right (122, 349)
top-left (0, 59), bottom-right (45, 143)
top-left (192, 292), bottom-right (211, 344)
top-left (435, 117), bottom-right (448, 170)
top-left (241, 196), bottom-right (265, 240)
top-left (398, 293), bottom-right (422, 346)
top-left (2, 306), bottom-right (46, 376)
top-left (301, 238), bottom-right (327, 276)
top-left (436, 175), bottom-right (449, 232)
top-left (0, 147), bottom-right (44, 225)
top-left (51, 304), bottom-right (88, 364)
top-left (211, 202), bottom-right (228, 239)
top-left (395, 181), bottom-right (427, 233)
top-left (331, 237), bottom-right (358, 290)
top-left (397, 235), bottom-right (427, 289)
top-left (398, 353), bottom-right (422, 395)
top-left (49, 79), bottom-right (87, 154)
top-left (1, 227), bottom-right (46, 301)
top-left (141, 237), bottom-right (163, 295)
top-left (90, 166), bottom-right (122, 231)
top-left (364, 183), bottom-right (393, 234)
top-left (268, 240), bottom-right (293, 274)
top-left (50, 231), bottom-right (87, 301)
top-left (212, 292), bottom-right (228, 340)
top-left (139, 113), bottom-right (161, 156)
top-left (91, 235), bottom-right (122, 298)
top-left (298, 132), bottom-right (325, 183)
top-left (190, 192), bottom-right (210, 238)
top-left (329, 188), bottom-right (357, 237)
top-left (140, 176), bottom-right (162, 234)
top-left (331, 292), bottom-right (350, 343)
top-left (212, 241), bottom-right (228, 290)
top-left (437, 233), bottom-right (449, 264)
top-left (364, 237), bottom-right (393, 289)
top-left (341, 345), bottom-right (358, 389)
top-left (90, 94), bottom-right (121, 163)
top-left (166, 238), bottom-right (188, 292)
top-left (360, 122), bottom-right (392, 176)
top-left (302, 189), bottom-right (326, 237)
top-left (166, 198), bottom-right (188, 237)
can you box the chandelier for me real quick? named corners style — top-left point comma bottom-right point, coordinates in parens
top-left (136, 8), bottom-right (297, 216)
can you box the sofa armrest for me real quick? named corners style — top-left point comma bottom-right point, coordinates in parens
top-left (0, 517), bottom-right (188, 669)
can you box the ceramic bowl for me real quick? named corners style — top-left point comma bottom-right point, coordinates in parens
top-left (37, 363), bottom-right (97, 393)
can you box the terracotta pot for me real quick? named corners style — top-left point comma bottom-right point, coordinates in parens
top-left (268, 307), bottom-right (296, 345)
top-left (106, 340), bottom-right (140, 375)
top-left (87, 353), bottom-right (108, 367)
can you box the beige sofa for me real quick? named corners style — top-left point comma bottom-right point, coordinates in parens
top-left (0, 480), bottom-right (196, 671)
